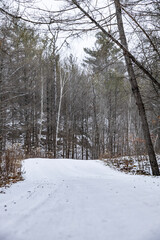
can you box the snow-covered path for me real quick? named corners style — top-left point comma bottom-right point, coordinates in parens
top-left (0, 159), bottom-right (160, 240)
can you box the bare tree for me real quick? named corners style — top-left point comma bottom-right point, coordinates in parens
top-left (67, 0), bottom-right (159, 175)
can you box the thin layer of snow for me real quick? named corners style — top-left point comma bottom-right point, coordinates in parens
top-left (0, 158), bottom-right (160, 240)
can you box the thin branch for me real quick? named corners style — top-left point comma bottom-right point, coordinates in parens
top-left (71, 0), bottom-right (160, 90)
top-left (121, 5), bottom-right (160, 58)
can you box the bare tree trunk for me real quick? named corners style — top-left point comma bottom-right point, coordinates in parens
top-left (0, 52), bottom-right (4, 170)
top-left (39, 64), bottom-right (44, 147)
top-left (55, 68), bottom-right (67, 157)
top-left (114, 0), bottom-right (159, 175)
top-left (53, 51), bottom-right (57, 158)
top-left (24, 67), bottom-right (31, 156)
top-left (46, 51), bottom-right (57, 156)
top-left (92, 81), bottom-right (100, 159)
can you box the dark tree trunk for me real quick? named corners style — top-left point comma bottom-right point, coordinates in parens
top-left (0, 53), bottom-right (4, 169)
top-left (114, 0), bottom-right (159, 175)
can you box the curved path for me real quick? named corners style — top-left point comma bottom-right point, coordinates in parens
top-left (0, 158), bottom-right (160, 240)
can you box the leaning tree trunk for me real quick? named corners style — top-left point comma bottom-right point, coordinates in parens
top-left (114, 0), bottom-right (159, 176)
top-left (71, 0), bottom-right (159, 175)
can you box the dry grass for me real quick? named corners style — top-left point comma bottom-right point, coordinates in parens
top-left (101, 155), bottom-right (152, 175)
top-left (0, 144), bottom-right (25, 188)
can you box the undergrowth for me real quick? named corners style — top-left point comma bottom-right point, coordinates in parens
top-left (101, 154), bottom-right (160, 175)
top-left (0, 144), bottom-right (25, 188)
top-left (0, 145), bottom-right (59, 189)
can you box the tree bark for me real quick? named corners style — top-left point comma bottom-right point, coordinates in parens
top-left (39, 62), bottom-right (44, 148)
top-left (114, 0), bottom-right (159, 176)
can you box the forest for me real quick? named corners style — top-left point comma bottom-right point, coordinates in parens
top-left (0, 0), bottom-right (160, 177)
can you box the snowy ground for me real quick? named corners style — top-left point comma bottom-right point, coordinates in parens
top-left (0, 158), bottom-right (160, 240)
top-left (103, 155), bottom-right (160, 175)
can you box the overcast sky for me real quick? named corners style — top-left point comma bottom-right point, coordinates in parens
top-left (36, 0), bottom-right (96, 62)
top-left (4, 0), bottom-right (97, 61)
top-left (29, 0), bottom-right (94, 62)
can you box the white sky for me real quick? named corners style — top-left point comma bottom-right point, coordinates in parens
top-left (7, 0), bottom-right (150, 62)
top-left (6, 0), bottom-right (112, 61)
top-left (35, 0), bottom-right (96, 62)
top-left (60, 34), bottom-right (96, 62)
